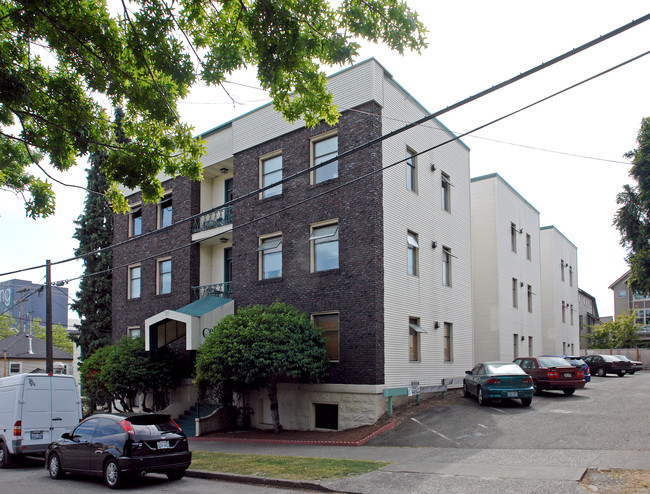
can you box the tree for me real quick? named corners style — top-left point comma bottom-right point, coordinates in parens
top-left (79, 343), bottom-right (113, 410)
top-left (588, 310), bottom-right (641, 349)
top-left (195, 302), bottom-right (329, 433)
top-left (30, 318), bottom-right (74, 354)
top-left (615, 117), bottom-right (650, 295)
top-left (1, 0), bottom-right (426, 217)
top-left (0, 314), bottom-right (17, 339)
top-left (71, 117), bottom-right (115, 361)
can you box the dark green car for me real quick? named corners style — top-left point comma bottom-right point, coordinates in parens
top-left (464, 362), bottom-right (534, 406)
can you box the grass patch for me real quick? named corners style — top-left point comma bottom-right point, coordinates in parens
top-left (189, 451), bottom-right (389, 480)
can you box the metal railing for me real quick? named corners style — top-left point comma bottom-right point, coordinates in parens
top-left (192, 282), bottom-right (232, 301)
top-left (192, 206), bottom-right (232, 233)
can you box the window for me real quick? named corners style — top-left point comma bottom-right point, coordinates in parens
top-left (155, 319), bottom-right (186, 348)
top-left (313, 313), bottom-right (339, 360)
top-left (442, 247), bottom-right (452, 286)
top-left (528, 336), bottom-right (533, 357)
top-left (261, 153), bottom-right (282, 198)
top-left (526, 234), bottom-right (531, 260)
top-left (224, 247), bottom-right (233, 283)
top-left (314, 403), bottom-right (338, 430)
top-left (128, 326), bottom-right (141, 338)
top-left (527, 285), bottom-right (533, 313)
top-left (311, 222), bottom-right (339, 272)
top-left (406, 148), bottom-right (416, 192)
top-left (443, 322), bottom-right (453, 362)
top-left (312, 134), bottom-right (338, 184)
top-left (512, 278), bottom-right (518, 308)
top-left (407, 231), bottom-right (419, 276)
top-left (9, 362), bottom-right (21, 374)
top-left (561, 260), bottom-right (565, 281)
top-left (513, 334), bottom-right (519, 359)
top-left (128, 265), bottom-right (141, 299)
top-left (409, 317), bottom-right (422, 362)
top-left (510, 223), bottom-right (517, 252)
top-left (562, 301), bottom-right (566, 322)
top-left (158, 194), bottom-right (172, 228)
top-left (258, 235), bottom-right (282, 279)
top-left (570, 304), bottom-right (574, 325)
top-left (569, 266), bottom-right (573, 287)
top-left (441, 173), bottom-right (451, 211)
top-left (618, 289), bottom-right (626, 298)
top-left (157, 258), bottom-right (172, 295)
top-left (129, 205), bottom-right (142, 237)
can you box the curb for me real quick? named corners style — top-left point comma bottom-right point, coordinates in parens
top-left (185, 469), bottom-right (364, 493)
top-left (190, 421), bottom-right (396, 447)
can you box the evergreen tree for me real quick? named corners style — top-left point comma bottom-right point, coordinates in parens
top-left (71, 128), bottom-right (115, 360)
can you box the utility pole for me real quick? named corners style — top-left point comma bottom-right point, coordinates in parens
top-left (17, 287), bottom-right (29, 332)
top-left (46, 260), bottom-right (53, 374)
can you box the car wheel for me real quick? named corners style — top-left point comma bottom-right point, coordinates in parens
top-left (48, 453), bottom-right (65, 479)
top-left (166, 468), bottom-right (186, 481)
top-left (533, 380), bottom-right (541, 395)
top-left (463, 383), bottom-right (471, 398)
top-left (477, 386), bottom-right (488, 406)
top-left (521, 397), bottom-right (532, 407)
top-left (618, 371), bottom-right (625, 377)
top-left (563, 389), bottom-right (575, 396)
top-left (0, 440), bottom-right (12, 469)
top-left (596, 367), bottom-right (605, 377)
top-left (104, 458), bottom-right (123, 489)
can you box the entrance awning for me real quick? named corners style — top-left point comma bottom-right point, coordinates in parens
top-left (144, 296), bottom-right (234, 351)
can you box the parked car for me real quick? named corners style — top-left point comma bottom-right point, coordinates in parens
top-left (514, 356), bottom-right (585, 395)
top-left (46, 413), bottom-right (191, 489)
top-left (614, 355), bottom-right (644, 374)
top-left (464, 362), bottom-right (534, 407)
top-left (0, 373), bottom-right (82, 468)
top-left (541, 355), bottom-right (591, 383)
top-left (582, 354), bottom-right (631, 377)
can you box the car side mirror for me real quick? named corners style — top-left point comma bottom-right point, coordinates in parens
top-left (61, 432), bottom-right (72, 440)
top-left (465, 370), bottom-right (472, 375)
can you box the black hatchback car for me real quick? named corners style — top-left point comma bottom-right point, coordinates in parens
top-left (46, 413), bottom-right (192, 489)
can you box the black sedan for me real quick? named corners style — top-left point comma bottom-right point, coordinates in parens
top-left (582, 354), bottom-right (631, 377)
top-left (46, 413), bottom-right (192, 489)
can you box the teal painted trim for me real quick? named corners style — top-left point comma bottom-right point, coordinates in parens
top-left (383, 387), bottom-right (409, 397)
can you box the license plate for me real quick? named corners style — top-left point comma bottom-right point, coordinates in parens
top-left (507, 391), bottom-right (518, 397)
top-left (564, 373), bottom-right (573, 378)
top-left (31, 431), bottom-right (43, 440)
top-left (157, 440), bottom-right (170, 449)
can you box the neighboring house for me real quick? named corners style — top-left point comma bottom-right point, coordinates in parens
top-left (0, 279), bottom-right (68, 330)
top-left (0, 332), bottom-right (74, 378)
top-left (608, 271), bottom-right (650, 345)
top-left (578, 288), bottom-right (600, 349)
top-left (540, 226), bottom-right (580, 355)
top-left (470, 174), bottom-right (543, 362)
top-left (111, 58), bottom-right (474, 430)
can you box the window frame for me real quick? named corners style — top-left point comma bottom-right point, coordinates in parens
top-left (128, 264), bottom-right (141, 299)
top-left (157, 193), bottom-right (172, 229)
top-left (9, 362), bottom-right (21, 374)
top-left (310, 220), bottom-right (339, 272)
top-left (310, 131), bottom-right (338, 185)
top-left (407, 231), bottom-right (419, 277)
top-left (442, 247), bottom-right (452, 287)
top-left (156, 257), bottom-right (172, 295)
top-left (527, 284), bottom-right (533, 313)
top-left (443, 322), bottom-right (453, 362)
top-left (562, 301), bottom-right (566, 322)
top-left (526, 233), bottom-right (531, 260)
top-left (512, 278), bottom-right (519, 308)
top-left (129, 204), bottom-right (142, 237)
top-left (260, 151), bottom-right (283, 199)
top-left (127, 326), bottom-right (141, 338)
top-left (409, 317), bottom-right (421, 362)
top-left (441, 172), bottom-right (451, 212)
top-left (406, 147), bottom-right (417, 192)
top-left (312, 312), bottom-right (340, 361)
top-left (510, 223), bottom-right (517, 253)
top-left (258, 233), bottom-right (283, 280)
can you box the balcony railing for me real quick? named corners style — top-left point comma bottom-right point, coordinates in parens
top-left (192, 282), bottom-right (232, 301)
top-left (192, 206), bottom-right (232, 234)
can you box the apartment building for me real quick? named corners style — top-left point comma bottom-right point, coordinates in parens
top-left (111, 59), bottom-right (474, 430)
top-left (609, 271), bottom-right (650, 345)
top-left (578, 288), bottom-right (600, 349)
top-left (470, 174), bottom-right (543, 362)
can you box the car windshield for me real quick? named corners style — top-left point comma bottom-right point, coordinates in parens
top-left (125, 415), bottom-right (180, 436)
top-left (538, 357), bottom-right (571, 367)
top-left (486, 363), bottom-right (525, 375)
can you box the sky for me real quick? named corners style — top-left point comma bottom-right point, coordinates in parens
top-left (1, 1), bottom-right (649, 321)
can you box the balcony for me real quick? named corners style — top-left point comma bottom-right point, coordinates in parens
top-left (192, 206), bottom-right (232, 234)
top-left (192, 282), bottom-right (232, 301)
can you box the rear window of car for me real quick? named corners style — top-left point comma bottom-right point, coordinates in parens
top-left (487, 363), bottom-right (525, 375)
top-left (565, 357), bottom-right (585, 365)
top-left (538, 357), bottom-right (571, 367)
top-left (602, 355), bottom-right (621, 362)
top-left (125, 415), bottom-right (179, 435)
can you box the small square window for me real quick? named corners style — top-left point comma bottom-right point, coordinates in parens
top-left (9, 362), bottom-right (21, 374)
top-left (314, 403), bottom-right (338, 430)
top-left (128, 327), bottom-right (141, 338)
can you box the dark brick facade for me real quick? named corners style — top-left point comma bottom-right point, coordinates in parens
top-left (232, 102), bottom-right (385, 385)
top-left (111, 177), bottom-right (200, 343)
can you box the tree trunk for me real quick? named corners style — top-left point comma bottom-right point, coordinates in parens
top-left (266, 380), bottom-right (282, 434)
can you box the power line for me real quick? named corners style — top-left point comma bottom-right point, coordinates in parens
top-left (2, 14), bottom-right (649, 280)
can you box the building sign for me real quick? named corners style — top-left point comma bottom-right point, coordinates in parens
top-left (408, 381), bottom-right (420, 396)
top-left (0, 286), bottom-right (12, 311)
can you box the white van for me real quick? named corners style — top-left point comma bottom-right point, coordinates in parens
top-left (0, 373), bottom-right (81, 467)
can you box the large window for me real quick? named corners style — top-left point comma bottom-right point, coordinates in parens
top-left (442, 247), bottom-right (452, 286)
top-left (261, 154), bottom-right (282, 198)
top-left (409, 317), bottom-right (422, 362)
top-left (406, 148), bottom-right (416, 192)
top-left (407, 231), bottom-right (419, 276)
top-left (258, 235), bottom-right (282, 279)
top-left (129, 205), bottom-right (142, 237)
top-left (441, 173), bottom-right (451, 211)
top-left (157, 258), bottom-right (171, 295)
top-left (158, 194), bottom-right (172, 228)
top-left (311, 222), bottom-right (339, 272)
top-left (128, 265), bottom-right (141, 299)
top-left (313, 313), bottom-right (339, 360)
top-left (444, 322), bottom-right (453, 362)
top-left (312, 134), bottom-right (338, 184)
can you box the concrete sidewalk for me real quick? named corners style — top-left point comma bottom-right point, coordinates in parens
top-left (187, 439), bottom-right (650, 493)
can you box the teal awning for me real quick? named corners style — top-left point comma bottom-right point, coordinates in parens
top-left (176, 295), bottom-right (232, 317)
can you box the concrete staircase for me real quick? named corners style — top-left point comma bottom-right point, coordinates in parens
top-left (174, 403), bottom-right (219, 437)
